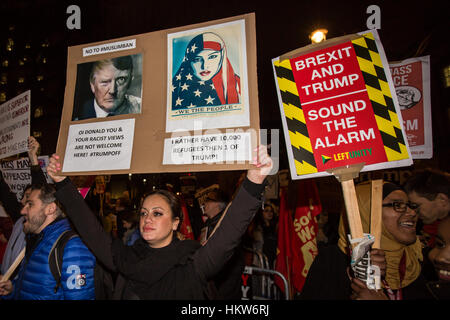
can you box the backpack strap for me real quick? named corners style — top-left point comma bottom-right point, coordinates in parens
top-left (48, 229), bottom-right (79, 293)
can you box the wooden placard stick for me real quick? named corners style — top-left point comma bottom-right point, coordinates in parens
top-left (370, 179), bottom-right (383, 249)
top-left (328, 164), bottom-right (365, 245)
top-left (2, 248), bottom-right (25, 281)
top-left (341, 179), bottom-right (364, 241)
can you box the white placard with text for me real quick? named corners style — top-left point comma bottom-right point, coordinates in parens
top-left (63, 119), bottom-right (135, 172)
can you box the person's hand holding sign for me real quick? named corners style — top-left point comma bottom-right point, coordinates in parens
top-left (247, 145), bottom-right (273, 185)
top-left (370, 248), bottom-right (386, 278)
top-left (47, 154), bottom-right (65, 183)
top-left (349, 248), bottom-right (387, 300)
top-left (350, 277), bottom-right (388, 300)
top-left (27, 136), bottom-right (40, 165)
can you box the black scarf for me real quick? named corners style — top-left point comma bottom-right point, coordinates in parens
top-left (114, 236), bottom-right (202, 299)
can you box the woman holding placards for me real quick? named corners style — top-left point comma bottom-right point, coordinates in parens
top-left (299, 181), bottom-right (433, 300)
top-left (46, 146), bottom-right (272, 299)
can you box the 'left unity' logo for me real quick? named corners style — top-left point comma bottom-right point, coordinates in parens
top-left (321, 148), bottom-right (373, 166)
top-left (321, 154), bottom-right (332, 165)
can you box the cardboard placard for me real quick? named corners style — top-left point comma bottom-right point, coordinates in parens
top-left (194, 184), bottom-right (220, 208)
top-left (0, 91), bottom-right (31, 160)
top-left (0, 155), bottom-right (52, 201)
top-left (56, 13), bottom-right (259, 175)
top-left (272, 30), bottom-right (412, 180)
top-left (389, 56), bottom-right (432, 159)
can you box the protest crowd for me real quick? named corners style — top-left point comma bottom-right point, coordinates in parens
top-left (0, 2), bottom-right (448, 306)
top-left (0, 136), bottom-right (448, 301)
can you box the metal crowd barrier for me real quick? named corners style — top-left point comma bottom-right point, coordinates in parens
top-left (242, 247), bottom-right (290, 300)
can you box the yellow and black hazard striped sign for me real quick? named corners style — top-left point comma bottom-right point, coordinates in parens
top-left (273, 58), bottom-right (318, 175)
top-left (351, 33), bottom-right (409, 162)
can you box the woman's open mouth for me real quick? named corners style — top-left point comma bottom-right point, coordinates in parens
top-left (398, 220), bottom-right (416, 230)
top-left (437, 269), bottom-right (450, 281)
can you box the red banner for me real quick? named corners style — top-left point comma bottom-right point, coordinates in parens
top-left (291, 179), bottom-right (321, 292)
top-left (274, 188), bottom-right (292, 294)
top-left (77, 187), bottom-right (90, 199)
top-left (179, 195), bottom-right (195, 240)
top-left (166, 184), bottom-right (195, 240)
top-left (274, 180), bottom-right (322, 294)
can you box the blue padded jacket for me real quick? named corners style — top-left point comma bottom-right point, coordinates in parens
top-left (6, 218), bottom-right (96, 300)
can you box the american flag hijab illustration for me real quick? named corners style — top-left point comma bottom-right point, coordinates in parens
top-left (171, 32), bottom-right (241, 110)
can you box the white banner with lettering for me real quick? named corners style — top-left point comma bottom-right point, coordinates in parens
top-left (0, 91), bottom-right (31, 160)
top-left (63, 119), bottom-right (135, 172)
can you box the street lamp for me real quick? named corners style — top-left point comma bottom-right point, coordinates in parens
top-left (310, 28), bottom-right (328, 44)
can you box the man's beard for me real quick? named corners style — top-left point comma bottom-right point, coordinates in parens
top-left (23, 210), bottom-right (46, 234)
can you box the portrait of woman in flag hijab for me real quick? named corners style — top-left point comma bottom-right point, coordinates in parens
top-left (171, 32), bottom-right (241, 110)
top-left (166, 19), bottom-right (250, 132)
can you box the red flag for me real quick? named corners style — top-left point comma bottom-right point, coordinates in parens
top-left (290, 179), bottom-right (321, 293)
top-left (274, 179), bottom-right (322, 295)
top-left (179, 195), bottom-right (195, 240)
top-left (274, 188), bottom-right (293, 295)
top-left (166, 184), bottom-right (195, 240)
top-left (77, 187), bottom-right (90, 199)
